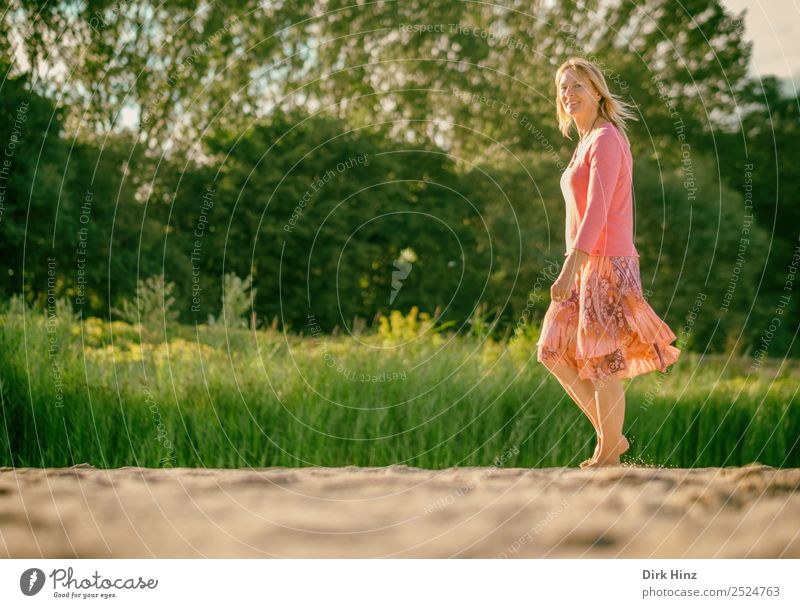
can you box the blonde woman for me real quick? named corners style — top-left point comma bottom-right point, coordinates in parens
top-left (536, 57), bottom-right (681, 468)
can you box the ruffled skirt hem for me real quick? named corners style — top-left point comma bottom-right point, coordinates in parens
top-left (535, 255), bottom-right (681, 382)
top-left (536, 341), bottom-right (681, 382)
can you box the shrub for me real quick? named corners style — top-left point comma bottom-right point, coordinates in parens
top-left (208, 272), bottom-right (256, 329)
top-left (113, 274), bottom-right (179, 330)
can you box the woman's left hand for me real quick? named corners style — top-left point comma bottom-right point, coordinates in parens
top-left (551, 248), bottom-right (588, 302)
top-left (550, 272), bottom-right (573, 302)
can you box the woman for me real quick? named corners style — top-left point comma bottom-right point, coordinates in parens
top-left (536, 57), bottom-right (681, 468)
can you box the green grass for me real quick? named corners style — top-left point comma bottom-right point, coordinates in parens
top-left (1, 300), bottom-right (798, 469)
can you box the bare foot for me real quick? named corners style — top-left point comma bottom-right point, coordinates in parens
top-left (579, 442), bottom-right (601, 468)
top-left (583, 436), bottom-right (629, 468)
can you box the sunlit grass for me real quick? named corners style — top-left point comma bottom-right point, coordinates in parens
top-left (1, 298), bottom-right (797, 468)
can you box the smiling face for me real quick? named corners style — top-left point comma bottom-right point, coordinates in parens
top-left (558, 69), bottom-right (600, 120)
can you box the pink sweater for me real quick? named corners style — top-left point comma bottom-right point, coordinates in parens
top-left (560, 122), bottom-right (639, 257)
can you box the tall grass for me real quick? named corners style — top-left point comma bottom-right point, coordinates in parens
top-left (1, 297), bottom-right (798, 468)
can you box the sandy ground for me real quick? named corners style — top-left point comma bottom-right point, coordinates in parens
top-left (1, 463), bottom-right (799, 558)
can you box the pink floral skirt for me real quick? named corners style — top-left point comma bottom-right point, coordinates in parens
top-left (536, 255), bottom-right (681, 381)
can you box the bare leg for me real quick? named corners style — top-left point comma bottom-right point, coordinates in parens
top-left (543, 361), bottom-right (602, 464)
top-left (584, 374), bottom-right (629, 467)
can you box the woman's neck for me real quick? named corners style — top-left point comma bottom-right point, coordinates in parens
top-left (575, 114), bottom-right (609, 140)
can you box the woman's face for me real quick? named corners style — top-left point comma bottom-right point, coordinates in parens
top-left (558, 69), bottom-right (599, 119)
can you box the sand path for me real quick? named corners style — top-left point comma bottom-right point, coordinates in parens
top-left (1, 464), bottom-right (799, 558)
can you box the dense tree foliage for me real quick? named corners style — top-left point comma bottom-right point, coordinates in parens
top-left (0, 0), bottom-right (796, 357)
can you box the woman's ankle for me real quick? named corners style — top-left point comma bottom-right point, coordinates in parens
top-left (598, 434), bottom-right (628, 455)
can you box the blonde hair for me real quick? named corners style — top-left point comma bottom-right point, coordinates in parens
top-left (555, 57), bottom-right (638, 147)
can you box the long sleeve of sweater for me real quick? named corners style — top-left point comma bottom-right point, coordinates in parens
top-left (572, 131), bottom-right (623, 254)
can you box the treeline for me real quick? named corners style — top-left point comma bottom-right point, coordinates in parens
top-left (0, 0), bottom-right (798, 358)
top-left (0, 70), bottom-right (795, 357)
